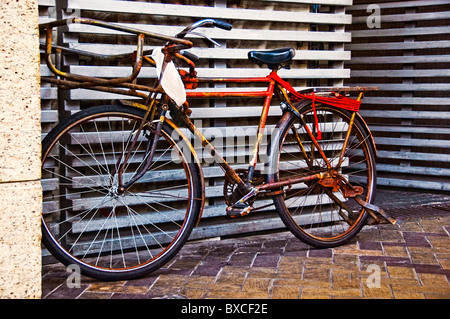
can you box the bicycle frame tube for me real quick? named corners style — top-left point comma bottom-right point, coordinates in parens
top-left (177, 74), bottom-right (332, 194)
top-left (182, 76), bottom-right (277, 189)
top-left (248, 80), bottom-right (275, 185)
top-left (172, 109), bottom-right (251, 194)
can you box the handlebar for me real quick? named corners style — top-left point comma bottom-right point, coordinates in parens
top-left (39, 17), bottom-right (194, 48)
top-left (176, 18), bottom-right (232, 39)
top-left (39, 17), bottom-right (232, 87)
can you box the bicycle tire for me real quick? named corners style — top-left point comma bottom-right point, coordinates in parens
top-left (269, 102), bottom-right (376, 248)
top-left (41, 104), bottom-right (203, 280)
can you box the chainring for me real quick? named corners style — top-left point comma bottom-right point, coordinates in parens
top-left (223, 168), bottom-right (263, 207)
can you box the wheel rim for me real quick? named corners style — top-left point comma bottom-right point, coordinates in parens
top-left (41, 110), bottom-right (194, 274)
top-left (277, 105), bottom-right (374, 242)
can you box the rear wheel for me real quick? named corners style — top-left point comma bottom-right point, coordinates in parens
top-left (41, 104), bottom-right (202, 280)
top-left (271, 103), bottom-right (376, 248)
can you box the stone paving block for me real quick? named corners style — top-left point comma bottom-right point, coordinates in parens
top-left (362, 285), bottom-right (393, 299)
top-left (359, 241), bottom-right (383, 251)
top-left (422, 293), bottom-right (450, 299)
top-left (87, 281), bottom-right (149, 295)
top-left (246, 267), bottom-right (277, 278)
top-left (333, 253), bottom-right (359, 266)
top-left (334, 246), bottom-right (384, 257)
top-left (383, 278), bottom-right (421, 286)
top-left (428, 236), bottom-right (450, 250)
top-left (438, 256), bottom-right (450, 269)
top-left (146, 287), bottom-right (181, 298)
top-left (270, 285), bottom-right (300, 299)
top-left (399, 221), bottom-right (423, 232)
top-left (332, 273), bottom-right (360, 289)
top-left (383, 245), bottom-right (410, 258)
top-left (309, 248), bottom-right (333, 258)
top-left (379, 229), bottom-right (404, 242)
top-left (41, 203), bottom-right (450, 300)
top-left (78, 291), bottom-right (113, 299)
top-left (387, 266), bottom-right (418, 280)
top-left (419, 219), bottom-right (446, 233)
top-left (45, 284), bottom-right (88, 299)
top-left (300, 287), bottom-right (332, 299)
top-left (417, 273), bottom-right (449, 286)
top-left (330, 288), bottom-right (363, 299)
top-left (275, 260), bottom-right (303, 275)
top-left (391, 291), bottom-right (425, 299)
top-left (303, 259), bottom-right (333, 270)
top-left (183, 276), bottom-right (216, 289)
top-left (302, 267), bottom-right (331, 282)
top-left (170, 256), bottom-right (202, 270)
top-left (227, 252), bottom-right (255, 267)
top-left (402, 232), bottom-right (432, 247)
top-left (252, 253), bottom-right (280, 268)
top-left (299, 278), bottom-right (331, 288)
top-left (179, 287), bottom-right (208, 299)
top-left (410, 251), bottom-right (439, 265)
top-left (214, 272), bottom-right (246, 291)
top-left (241, 278), bottom-right (272, 293)
top-left (330, 264), bottom-right (360, 275)
top-left (151, 275), bottom-right (187, 289)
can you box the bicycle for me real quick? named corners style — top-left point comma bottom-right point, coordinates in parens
top-left (39, 18), bottom-right (395, 281)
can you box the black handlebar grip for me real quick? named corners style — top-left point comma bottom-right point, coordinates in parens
top-left (213, 19), bottom-right (232, 31)
top-left (181, 50), bottom-right (199, 62)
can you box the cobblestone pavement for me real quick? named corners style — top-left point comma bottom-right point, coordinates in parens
top-left (42, 191), bottom-right (450, 299)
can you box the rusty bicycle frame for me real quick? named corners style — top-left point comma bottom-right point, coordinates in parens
top-left (40, 17), bottom-right (394, 223)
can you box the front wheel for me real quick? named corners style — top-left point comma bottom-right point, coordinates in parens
top-left (270, 103), bottom-right (377, 248)
top-left (41, 104), bottom-right (203, 280)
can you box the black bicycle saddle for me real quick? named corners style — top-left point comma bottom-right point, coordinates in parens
top-left (248, 47), bottom-right (295, 68)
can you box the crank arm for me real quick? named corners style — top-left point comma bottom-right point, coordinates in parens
top-left (320, 186), bottom-right (357, 225)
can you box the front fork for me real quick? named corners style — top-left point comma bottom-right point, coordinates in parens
top-left (114, 94), bottom-right (168, 193)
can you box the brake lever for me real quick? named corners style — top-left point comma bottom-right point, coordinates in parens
top-left (189, 31), bottom-right (222, 47)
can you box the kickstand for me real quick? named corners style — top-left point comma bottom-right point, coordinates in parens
top-left (355, 196), bottom-right (397, 225)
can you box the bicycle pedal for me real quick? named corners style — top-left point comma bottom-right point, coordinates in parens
top-left (226, 205), bottom-right (252, 218)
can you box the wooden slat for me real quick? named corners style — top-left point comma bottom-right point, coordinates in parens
top-left (377, 177), bottom-right (450, 192)
top-left (349, 0), bottom-right (450, 10)
top-left (349, 83), bottom-right (450, 91)
top-left (352, 26), bottom-right (450, 38)
top-left (38, 0), bottom-right (55, 6)
top-left (352, 11), bottom-right (450, 24)
top-left (351, 69), bottom-right (449, 78)
top-left (348, 55), bottom-right (450, 64)
top-left (68, 65), bottom-right (350, 79)
top-left (361, 97), bottom-right (450, 106)
top-left (69, 44), bottom-right (351, 61)
top-left (371, 125), bottom-right (450, 135)
top-left (346, 40), bottom-right (450, 51)
top-left (374, 137), bottom-right (450, 149)
top-left (260, 0), bottom-right (353, 5)
top-left (66, 0), bottom-right (352, 25)
top-left (68, 23), bottom-right (351, 43)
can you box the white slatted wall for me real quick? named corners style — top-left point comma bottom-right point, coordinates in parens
top-left (345, 0), bottom-right (450, 192)
top-left (39, 0), bottom-right (354, 245)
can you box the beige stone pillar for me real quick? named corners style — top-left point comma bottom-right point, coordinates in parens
top-left (0, 0), bottom-right (42, 299)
